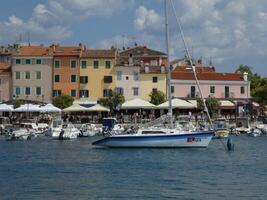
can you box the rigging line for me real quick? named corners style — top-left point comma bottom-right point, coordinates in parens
top-left (170, 0), bottom-right (213, 129)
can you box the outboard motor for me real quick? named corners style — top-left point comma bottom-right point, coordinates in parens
top-left (59, 130), bottom-right (64, 140)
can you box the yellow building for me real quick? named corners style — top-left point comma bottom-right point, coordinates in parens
top-left (79, 48), bottom-right (116, 99)
top-left (140, 66), bottom-right (167, 100)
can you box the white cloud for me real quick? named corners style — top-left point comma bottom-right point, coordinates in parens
top-left (134, 6), bottom-right (163, 31)
top-left (0, 0), bottom-right (133, 44)
top-left (133, 1), bottom-right (267, 74)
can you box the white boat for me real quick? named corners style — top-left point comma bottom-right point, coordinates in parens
top-left (248, 128), bottom-right (262, 137)
top-left (79, 123), bottom-right (102, 137)
top-left (52, 124), bottom-right (80, 140)
top-left (92, 0), bottom-right (214, 148)
top-left (6, 128), bottom-right (35, 141)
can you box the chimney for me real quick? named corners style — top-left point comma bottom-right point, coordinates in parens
top-left (129, 54), bottom-right (133, 65)
top-left (145, 64), bottom-right (149, 73)
top-left (143, 46), bottom-right (147, 55)
top-left (161, 66), bottom-right (165, 73)
top-left (243, 72), bottom-right (248, 81)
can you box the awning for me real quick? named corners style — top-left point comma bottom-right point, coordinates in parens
top-left (157, 98), bottom-right (196, 109)
top-left (87, 104), bottom-right (110, 112)
top-left (121, 98), bottom-right (156, 109)
top-left (40, 104), bottom-right (61, 113)
top-left (63, 104), bottom-right (88, 112)
top-left (220, 100), bottom-right (235, 109)
top-left (0, 104), bottom-right (13, 112)
top-left (14, 104), bottom-right (41, 112)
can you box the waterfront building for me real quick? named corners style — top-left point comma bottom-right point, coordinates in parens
top-left (117, 45), bottom-right (167, 100)
top-left (80, 48), bottom-right (116, 99)
top-left (171, 65), bottom-right (250, 100)
top-left (12, 45), bottom-right (53, 103)
top-left (52, 44), bottom-right (83, 99)
top-left (0, 63), bottom-right (12, 102)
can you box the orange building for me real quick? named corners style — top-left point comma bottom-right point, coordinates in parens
top-left (52, 44), bottom-right (83, 98)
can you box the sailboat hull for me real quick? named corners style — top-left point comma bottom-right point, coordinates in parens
top-left (92, 132), bottom-right (214, 148)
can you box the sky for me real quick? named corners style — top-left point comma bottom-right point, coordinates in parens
top-left (0, 0), bottom-right (266, 76)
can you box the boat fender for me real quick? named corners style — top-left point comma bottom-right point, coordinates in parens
top-left (59, 130), bottom-right (64, 140)
top-left (227, 137), bottom-right (234, 151)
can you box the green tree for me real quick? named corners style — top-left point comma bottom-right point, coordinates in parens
top-left (13, 99), bottom-right (22, 109)
top-left (99, 91), bottom-right (125, 112)
top-left (197, 97), bottom-right (221, 118)
top-left (52, 94), bottom-right (74, 109)
top-left (149, 90), bottom-right (166, 105)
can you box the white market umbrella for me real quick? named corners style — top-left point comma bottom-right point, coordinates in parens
top-left (87, 104), bottom-right (110, 112)
top-left (14, 104), bottom-right (41, 112)
top-left (157, 98), bottom-right (196, 109)
top-left (0, 104), bottom-right (13, 112)
top-left (121, 98), bottom-right (156, 109)
top-left (63, 104), bottom-right (88, 112)
top-left (40, 103), bottom-right (61, 113)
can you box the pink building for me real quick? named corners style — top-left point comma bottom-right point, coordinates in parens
top-left (171, 66), bottom-right (250, 100)
top-left (0, 63), bottom-right (12, 102)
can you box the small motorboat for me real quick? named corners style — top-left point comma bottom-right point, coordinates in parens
top-left (102, 118), bottom-right (124, 135)
top-left (52, 124), bottom-right (80, 140)
top-left (248, 128), bottom-right (262, 137)
top-left (6, 128), bottom-right (35, 141)
top-left (79, 123), bottom-right (102, 137)
top-left (212, 118), bottom-right (230, 139)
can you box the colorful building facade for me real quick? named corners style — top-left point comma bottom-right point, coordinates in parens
top-left (0, 63), bottom-right (12, 102)
top-left (80, 48), bottom-right (116, 99)
top-left (52, 44), bottom-right (83, 99)
top-left (12, 45), bottom-right (53, 103)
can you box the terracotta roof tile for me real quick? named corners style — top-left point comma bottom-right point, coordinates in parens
top-left (171, 71), bottom-right (244, 81)
top-left (119, 46), bottom-right (167, 57)
top-left (53, 46), bottom-right (82, 56)
top-left (0, 62), bottom-right (11, 73)
top-left (82, 48), bottom-right (116, 58)
top-left (173, 66), bottom-right (216, 73)
top-left (13, 46), bottom-right (53, 57)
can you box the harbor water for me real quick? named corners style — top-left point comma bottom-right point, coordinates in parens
top-left (0, 135), bottom-right (266, 200)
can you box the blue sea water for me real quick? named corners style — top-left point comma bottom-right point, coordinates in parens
top-left (0, 135), bottom-right (266, 200)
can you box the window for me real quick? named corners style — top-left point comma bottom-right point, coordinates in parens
top-left (25, 71), bottom-right (31, 79)
top-left (25, 59), bottom-right (31, 64)
top-left (171, 86), bottom-right (174, 93)
top-left (225, 86), bottom-right (229, 98)
top-left (15, 59), bottom-right (21, 64)
top-left (133, 71), bottom-right (139, 81)
top-left (152, 76), bottom-right (158, 83)
top-left (36, 87), bottom-right (42, 95)
top-left (54, 75), bottom-right (60, 82)
top-left (70, 60), bottom-right (77, 68)
top-left (115, 87), bottom-right (124, 95)
top-left (104, 76), bottom-right (112, 83)
top-left (210, 86), bottom-right (215, 94)
top-left (152, 88), bottom-right (157, 93)
top-left (105, 60), bottom-right (111, 69)
top-left (53, 90), bottom-right (61, 97)
top-left (15, 72), bottom-right (20, 80)
top-left (81, 60), bottom-right (87, 69)
top-left (36, 71), bottom-right (42, 80)
top-left (36, 59), bottom-right (42, 64)
top-left (116, 71), bottom-right (122, 80)
top-left (71, 75), bottom-right (76, 82)
top-left (54, 60), bottom-right (60, 68)
top-left (240, 86), bottom-right (245, 94)
top-left (191, 86), bottom-right (196, 98)
top-left (71, 89), bottom-right (76, 97)
top-left (126, 76), bottom-right (129, 80)
top-left (80, 76), bottom-right (88, 84)
top-left (15, 87), bottom-right (20, 95)
top-left (150, 60), bottom-right (158, 66)
top-left (80, 90), bottom-right (89, 98)
top-left (103, 89), bottom-right (112, 97)
top-left (93, 60), bottom-right (99, 69)
top-left (25, 87), bottom-right (31, 95)
top-left (133, 87), bottom-right (139, 96)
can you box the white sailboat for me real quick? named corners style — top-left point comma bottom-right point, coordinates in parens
top-left (92, 0), bottom-right (214, 148)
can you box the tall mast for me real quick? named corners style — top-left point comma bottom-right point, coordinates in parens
top-left (164, 0), bottom-right (173, 129)
top-left (170, 0), bottom-right (213, 129)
